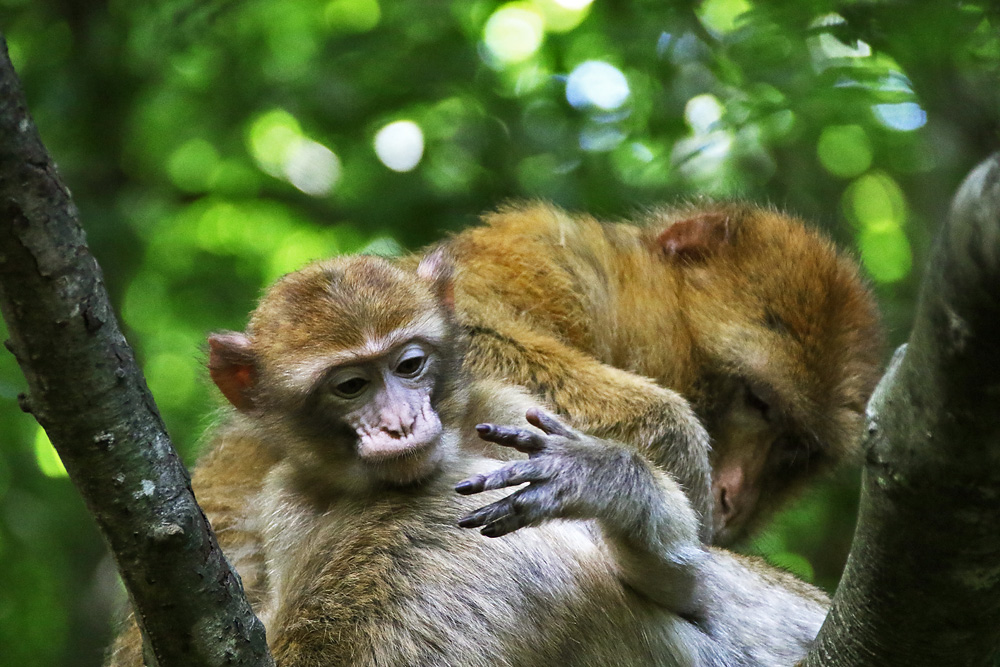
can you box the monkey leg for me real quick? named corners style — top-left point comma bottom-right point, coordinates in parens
top-left (462, 321), bottom-right (714, 542)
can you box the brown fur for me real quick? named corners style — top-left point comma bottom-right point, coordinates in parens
top-left (107, 250), bottom-right (833, 667)
top-left (445, 201), bottom-right (883, 541)
top-left (107, 201), bottom-right (880, 664)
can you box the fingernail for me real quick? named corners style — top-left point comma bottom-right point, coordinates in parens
top-left (475, 424), bottom-right (491, 434)
top-left (455, 480), bottom-right (475, 494)
top-left (458, 515), bottom-right (475, 528)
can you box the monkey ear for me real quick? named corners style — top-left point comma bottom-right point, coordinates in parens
top-left (656, 212), bottom-right (732, 262)
top-left (207, 332), bottom-right (257, 412)
top-left (416, 245), bottom-right (455, 310)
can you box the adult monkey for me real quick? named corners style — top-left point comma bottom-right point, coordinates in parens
top-left (109, 253), bottom-right (828, 667)
top-left (446, 202), bottom-right (883, 543)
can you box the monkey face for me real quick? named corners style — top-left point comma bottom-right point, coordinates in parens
top-left (704, 374), bottom-right (848, 545)
top-left (208, 253), bottom-right (467, 492)
top-left (306, 338), bottom-right (449, 485)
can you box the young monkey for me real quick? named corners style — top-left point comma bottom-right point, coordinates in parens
top-left (106, 252), bottom-right (825, 667)
top-left (446, 202), bottom-right (883, 544)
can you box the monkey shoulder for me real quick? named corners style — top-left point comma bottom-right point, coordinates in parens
top-left (450, 204), bottom-right (617, 336)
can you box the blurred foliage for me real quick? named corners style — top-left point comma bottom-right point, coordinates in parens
top-left (0, 0), bottom-right (997, 664)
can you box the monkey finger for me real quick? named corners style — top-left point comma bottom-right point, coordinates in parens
top-left (525, 408), bottom-right (577, 439)
top-left (455, 461), bottom-right (547, 495)
top-left (479, 513), bottom-right (528, 538)
top-left (457, 497), bottom-right (514, 529)
top-left (475, 423), bottom-right (546, 453)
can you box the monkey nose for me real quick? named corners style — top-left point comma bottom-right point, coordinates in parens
top-left (718, 486), bottom-right (733, 519)
top-left (712, 462), bottom-right (746, 521)
top-left (712, 484), bottom-right (743, 546)
top-left (712, 477), bottom-right (746, 534)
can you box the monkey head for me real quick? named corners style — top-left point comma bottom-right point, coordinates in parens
top-left (207, 250), bottom-right (468, 493)
top-left (656, 204), bottom-right (884, 544)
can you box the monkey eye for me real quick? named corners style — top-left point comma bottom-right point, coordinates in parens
top-left (744, 385), bottom-right (772, 421)
top-left (772, 435), bottom-right (815, 469)
top-left (332, 376), bottom-right (369, 399)
top-left (395, 352), bottom-right (427, 378)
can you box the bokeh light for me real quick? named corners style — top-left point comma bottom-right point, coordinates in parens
top-left (247, 109), bottom-right (305, 177)
top-left (844, 171), bottom-right (912, 283)
top-left (482, 4), bottom-right (545, 65)
top-left (873, 102), bottom-right (927, 131)
top-left (324, 0), bottom-right (381, 33)
top-left (817, 125), bottom-right (872, 178)
top-left (566, 61), bottom-right (630, 110)
top-left (374, 120), bottom-right (425, 172)
top-left (845, 171), bottom-right (907, 230)
top-left (685, 94), bottom-right (723, 134)
top-left (247, 110), bottom-right (341, 195)
top-left (673, 94), bottom-right (734, 190)
top-left (859, 226), bottom-right (912, 284)
top-left (697, 0), bottom-right (752, 34)
top-left (533, 0), bottom-right (592, 33)
top-left (284, 140), bottom-right (342, 196)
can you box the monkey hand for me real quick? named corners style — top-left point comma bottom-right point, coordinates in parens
top-left (455, 407), bottom-right (655, 538)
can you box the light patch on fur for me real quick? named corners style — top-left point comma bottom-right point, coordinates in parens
top-left (361, 314), bottom-right (448, 356)
top-left (258, 468), bottom-right (324, 619)
top-left (549, 519), bottom-right (605, 559)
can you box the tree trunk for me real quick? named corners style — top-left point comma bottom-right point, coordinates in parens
top-left (0, 33), bottom-right (273, 667)
top-left (805, 154), bottom-right (1000, 666)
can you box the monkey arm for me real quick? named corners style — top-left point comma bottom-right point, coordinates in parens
top-left (597, 462), bottom-right (709, 618)
top-left (455, 408), bottom-right (709, 616)
top-left (189, 418), bottom-right (280, 609)
top-left (461, 320), bottom-right (714, 542)
top-left (456, 409), bottom-right (830, 655)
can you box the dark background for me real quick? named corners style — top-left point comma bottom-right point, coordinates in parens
top-left (0, 1), bottom-right (997, 665)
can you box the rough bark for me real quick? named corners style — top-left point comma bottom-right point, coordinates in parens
top-left (0, 34), bottom-right (273, 667)
top-left (805, 154), bottom-right (1000, 666)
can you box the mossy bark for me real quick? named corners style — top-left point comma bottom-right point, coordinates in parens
top-left (806, 154), bottom-right (1000, 666)
top-left (0, 34), bottom-right (273, 667)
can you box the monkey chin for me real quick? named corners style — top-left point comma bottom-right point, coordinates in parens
top-left (711, 523), bottom-right (742, 548)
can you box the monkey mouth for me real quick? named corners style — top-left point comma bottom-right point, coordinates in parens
top-left (357, 432), bottom-right (439, 461)
top-left (356, 412), bottom-right (444, 463)
top-left (352, 396), bottom-right (444, 463)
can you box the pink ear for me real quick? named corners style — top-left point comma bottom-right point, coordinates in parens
top-left (207, 332), bottom-right (256, 412)
top-left (656, 212), bottom-right (732, 261)
top-left (416, 245), bottom-right (455, 310)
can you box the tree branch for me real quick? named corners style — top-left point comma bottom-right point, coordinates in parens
top-left (0, 34), bottom-right (273, 667)
top-left (805, 154), bottom-right (1000, 665)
